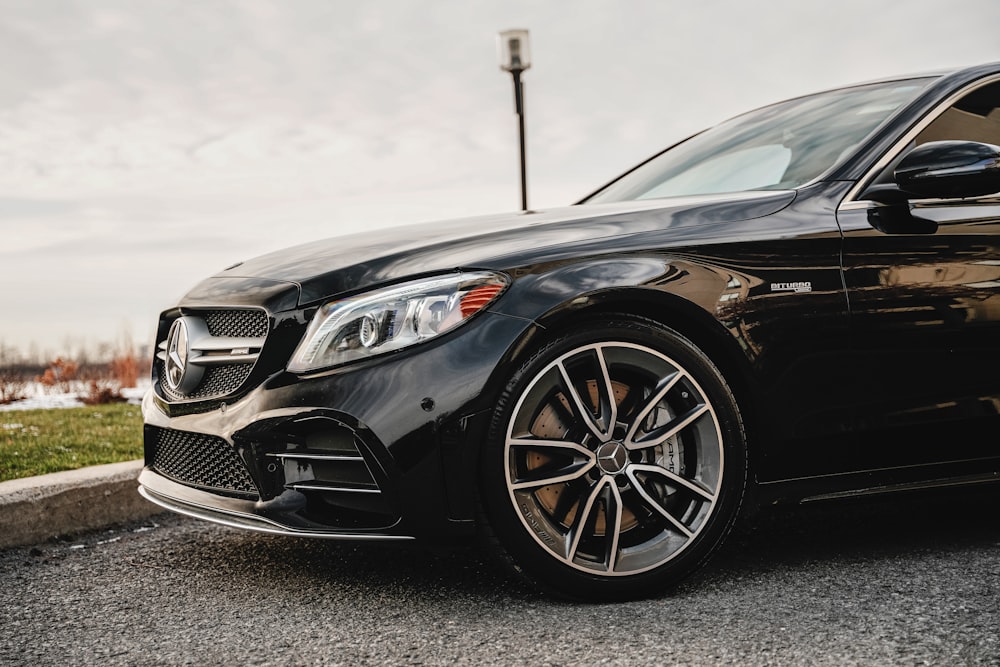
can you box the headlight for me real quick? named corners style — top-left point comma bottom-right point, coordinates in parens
top-left (287, 271), bottom-right (509, 372)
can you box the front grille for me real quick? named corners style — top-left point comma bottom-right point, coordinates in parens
top-left (148, 426), bottom-right (259, 499)
top-left (155, 308), bottom-right (268, 403)
top-left (203, 309), bottom-right (269, 338)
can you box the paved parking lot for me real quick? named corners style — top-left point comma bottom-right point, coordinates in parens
top-left (2, 486), bottom-right (998, 665)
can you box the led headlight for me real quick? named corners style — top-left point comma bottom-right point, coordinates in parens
top-left (287, 271), bottom-right (509, 372)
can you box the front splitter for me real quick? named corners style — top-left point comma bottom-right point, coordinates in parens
top-left (138, 469), bottom-right (414, 541)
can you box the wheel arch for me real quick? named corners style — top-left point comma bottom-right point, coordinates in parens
top-left (477, 285), bottom-right (764, 484)
top-left (541, 288), bottom-right (760, 444)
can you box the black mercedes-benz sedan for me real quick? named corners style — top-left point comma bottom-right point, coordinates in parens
top-left (140, 61), bottom-right (1000, 600)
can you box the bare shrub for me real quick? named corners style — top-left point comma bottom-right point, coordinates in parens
top-left (109, 350), bottom-right (141, 388)
top-left (80, 380), bottom-right (126, 405)
top-left (0, 369), bottom-right (28, 405)
top-left (36, 358), bottom-right (80, 393)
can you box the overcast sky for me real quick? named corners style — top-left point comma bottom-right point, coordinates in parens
top-left (2, 0), bottom-right (999, 357)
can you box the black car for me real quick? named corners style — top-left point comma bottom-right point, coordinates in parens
top-left (140, 61), bottom-right (1000, 600)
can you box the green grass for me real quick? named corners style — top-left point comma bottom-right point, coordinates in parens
top-left (0, 404), bottom-right (143, 482)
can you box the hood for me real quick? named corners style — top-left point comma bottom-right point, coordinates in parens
top-left (210, 191), bottom-right (794, 306)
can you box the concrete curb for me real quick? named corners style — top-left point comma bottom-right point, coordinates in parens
top-left (0, 460), bottom-right (164, 549)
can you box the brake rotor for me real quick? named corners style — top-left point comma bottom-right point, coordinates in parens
top-left (527, 379), bottom-right (638, 535)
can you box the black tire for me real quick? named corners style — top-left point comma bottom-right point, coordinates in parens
top-left (479, 316), bottom-right (747, 601)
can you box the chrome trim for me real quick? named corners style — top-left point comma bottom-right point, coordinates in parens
top-left (286, 482), bottom-right (382, 494)
top-left (838, 196), bottom-right (954, 212)
top-left (188, 336), bottom-right (262, 352)
top-left (839, 199), bottom-right (878, 211)
top-left (187, 334), bottom-right (263, 366)
top-left (189, 353), bottom-right (261, 367)
top-left (841, 74), bottom-right (1000, 208)
top-left (266, 452), bottom-right (365, 462)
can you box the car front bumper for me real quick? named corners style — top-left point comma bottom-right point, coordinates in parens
top-left (139, 310), bottom-right (535, 543)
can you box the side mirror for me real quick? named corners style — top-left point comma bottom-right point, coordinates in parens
top-left (858, 140), bottom-right (999, 234)
top-left (894, 140), bottom-right (1000, 199)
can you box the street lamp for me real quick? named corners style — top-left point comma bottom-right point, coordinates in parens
top-left (498, 29), bottom-right (530, 212)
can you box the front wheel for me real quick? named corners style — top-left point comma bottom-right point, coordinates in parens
top-left (480, 317), bottom-right (747, 601)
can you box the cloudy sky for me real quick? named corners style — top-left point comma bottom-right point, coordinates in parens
top-left (2, 0), bottom-right (999, 357)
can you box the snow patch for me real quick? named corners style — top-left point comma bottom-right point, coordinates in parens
top-left (0, 383), bottom-right (148, 412)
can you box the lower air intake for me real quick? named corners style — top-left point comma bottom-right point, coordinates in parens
top-left (148, 426), bottom-right (259, 499)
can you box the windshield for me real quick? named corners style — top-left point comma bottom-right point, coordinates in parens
top-left (585, 78), bottom-right (934, 203)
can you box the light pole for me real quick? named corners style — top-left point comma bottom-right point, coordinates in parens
top-left (498, 29), bottom-right (530, 212)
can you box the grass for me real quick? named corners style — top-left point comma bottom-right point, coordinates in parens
top-left (0, 403), bottom-right (143, 482)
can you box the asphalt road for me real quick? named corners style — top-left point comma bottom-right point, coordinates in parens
top-left (2, 486), bottom-right (998, 666)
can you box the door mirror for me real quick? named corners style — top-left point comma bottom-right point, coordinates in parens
top-left (895, 140), bottom-right (1000, 199)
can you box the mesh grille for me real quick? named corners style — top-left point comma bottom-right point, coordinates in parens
top-left (203, 309), bottom-right (268, 338)
top-left (149, 427), bottom-right (258, 498)
top-left (157, 360), bottom-right (255, 401)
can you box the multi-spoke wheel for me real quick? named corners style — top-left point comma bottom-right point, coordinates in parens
top-left (481, 317), bottom-right (746, 600)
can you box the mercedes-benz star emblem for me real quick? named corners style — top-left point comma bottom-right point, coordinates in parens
top-left (596, 441), bottom-right (629, 475)
top-left (164, 317), bottom-right (204, 394)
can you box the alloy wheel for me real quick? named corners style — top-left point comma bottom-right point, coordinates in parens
top-left (503, 341), bottom-right (725, 576)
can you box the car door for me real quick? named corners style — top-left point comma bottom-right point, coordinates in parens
top-left (837, 77), bottom-right (1000, 474)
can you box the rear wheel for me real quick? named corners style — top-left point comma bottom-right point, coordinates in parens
top-left (480, 317), bottom-right (746, 600)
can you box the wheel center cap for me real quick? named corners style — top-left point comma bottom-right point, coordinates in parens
top-left (596, 441), bottom-right (629, 475)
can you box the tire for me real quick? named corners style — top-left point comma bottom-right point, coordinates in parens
top-left (479, 316), bottom-right (747, 601)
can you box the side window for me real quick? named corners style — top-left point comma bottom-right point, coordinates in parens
top-left (915, 80), bottom-right (1000, 145)
top-left (870, 79), bottom-right (1000, 186)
